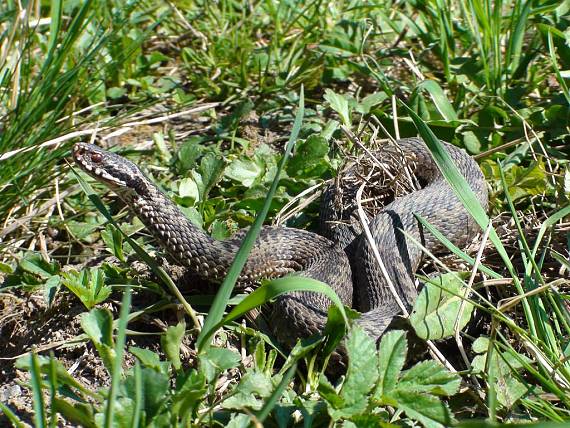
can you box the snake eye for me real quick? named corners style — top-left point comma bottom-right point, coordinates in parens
top-left (91, 153), bottom-right (103, 163)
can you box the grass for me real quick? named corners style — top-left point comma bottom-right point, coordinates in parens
top-left (0, 0), bottom-right (569, 426)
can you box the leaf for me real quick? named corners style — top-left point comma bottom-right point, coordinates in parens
top-left (374, 330), bottom-right (407, 399)
top-left (43, 275), bottom-right (61, 307)
top-left (171, 369), bottom-right (207, 417)
top-left (81, 309), bottom-right (116, 372)
top-left (179, 176), bottom-right (200, 201)
top-left (124, 366), bottom-right (170, 420)
top-left (324, 89), bottom-right (351, 126)
top-left (398, 360), bottom-right (461, 396)
top-left (177, 138), bottom-right (203, 172)
top-left (328, 326), bottom-right (378, 420)
top-left (356, 92), bottom-right (388, 114)
top-left (198, 153), bottom-right (225, 200)
top-left (416, 80), bottom-right (458, 121)
top-left (198, 347), bottom-right (241, 382)
top-left (224, 158), bottom-right (262, 186)
top-left (286, 135), bottom-right (329, 177)
top-left (410, 272), bottom-right (474, 340)
top-left (219, 276), bottom-right (349, 331)
top-left (161, 321), bottom-right (186, 371)
top-left (61, 267), bottom-right (112, 309)
top-left (390, 389), bottom-right (455, 428)
top-left (505, 160), bottom-right (548, 201)
top-left (129, 347), bottom-right (168, 373)
top-left (222, 371), bottom-right (273, 411)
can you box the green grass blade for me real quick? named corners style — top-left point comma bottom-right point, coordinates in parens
top-left (0, 402), bottom-right (27, 428)
top-left (30, 352), bottom-right (47, 428)
top-left (532, 204), bottom-right (570, 258)
top-left (222, 276), bottom-right (347, 328)
top-left (44, 0), bottom-right (63, 71)
top-left (196, 86), bottom-right (305, 352)
top-left (255, 363), bottom-right (297, 423)
top-left (400, 101), bottom-right (536, 335)
top-left (131, 362), bottom-right (143, 428)
top-left (547, 30), bottom-right (570, 105)
top-left (48, 354), bottom-right (58, 428)
top-left (416, 80), bottom-right (458, 121)
top-left (103, 287), bottom-right (131, 428)
top-left (415, 213), bottom-right (501, 279)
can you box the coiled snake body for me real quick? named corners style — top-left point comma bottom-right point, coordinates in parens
top-left (73, 138), bottom-right (488, 357)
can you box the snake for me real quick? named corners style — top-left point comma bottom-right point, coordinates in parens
top-left (72, 137), bottom-right (488, 361)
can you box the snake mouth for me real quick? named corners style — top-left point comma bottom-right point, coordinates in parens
top-left (72, 143), bottom-right (128, 188)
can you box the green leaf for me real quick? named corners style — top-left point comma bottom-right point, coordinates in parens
top-left (219, 276), bottom-right (348, 331)
top-left (198, 347), bottom-right (241, 382)
top-left (177, 138), bottom-right (203, 172)
top-left (390, 389), bottom-right (455, 428)
top-left (287, 135), bottom-right (329, 176)
top-left (224, 158), bottom-right (262, 186)
top-left (129, 346), bottom-right (168, 373)
top-left (222, 371), bottom-right (273, 411)
top-left (124, 366), bottom-right (170, 420)
top-left (328, 326), bottom-right (378, 420)
top-left (81, 308), bottom-right (115, 372)
top-left (324, 89), bottom-right (351, 126)
top-left (356, 92), bottom-right (388, 114)
top-left (171, 369), bottom-right (207, 418)
top-left (410, 272), bottom-right (474, 340)
top-left (161, 321), bottom-right (186, 371)
top-left (61, 267), bottom-right (112, 309)
top-left (198, 153), bottom-right (225, 199)
top-left (179, 176), bottom-right (200, 201)
top-left (398, 360), bottom-right (461, 396)
top-left (416, 80), bottom-right (458, 121)
top-left (374, 330), bottom-right (407, 399)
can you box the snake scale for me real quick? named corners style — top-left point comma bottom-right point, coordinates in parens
top-left (73, 137), bottom-right (488, 360)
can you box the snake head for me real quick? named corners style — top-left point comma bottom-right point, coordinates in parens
top-left (72, 143), bottom-right (150, 196)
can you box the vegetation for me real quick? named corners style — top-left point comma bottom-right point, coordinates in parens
top-left (0, 0), bottom-right (569, 426)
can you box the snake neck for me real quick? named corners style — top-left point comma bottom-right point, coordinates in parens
top-left (122, 184), bottom-right (234, 282)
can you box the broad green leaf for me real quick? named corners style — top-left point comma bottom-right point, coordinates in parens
top-left (398, 360), bottom-right (461, 396)
top-left (356, 92), bottom-right (388, 114)
top-left (287, 135), bottom-right (329, 176)
top-left (224, 158), bottom-right (262, 186)
top-left (198, 152), bottom-right (225, 200)
top-left (179, 176), bottom-right (200, 201)
top-left (374, 330), bottom-right (407, 399)
top-left (390, 389), bottom-right (455, 428)
top-left (410, 272), bottom-right (473, 340)
top-left (124, 366), bottom-right (170, 420)
top-left (161, 321), bottom-right (186, 371)
top-left (43, 275), bottom-right (60, 307)
top-left (199, 347), bottom-right (241, 382)
top-left (19, 254), bottom-right (60, 279)
top-left (81, 308), bottom-right (116, 372)
top-left (129, 347), bottom-right (168, 373)
top-left (171, 369), bottom-right (207, 417)
top-left (324, 89), bottom-right (351, 126)
top-left (222, 371), bottom-right (273, 411)
top-left (328, 326), bottom-right (378, 420)
top-left (177, 138), bottom-right (203, 172)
